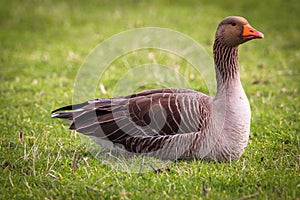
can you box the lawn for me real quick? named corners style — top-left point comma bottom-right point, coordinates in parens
top-left (0, 0), bottom-right (299, 199)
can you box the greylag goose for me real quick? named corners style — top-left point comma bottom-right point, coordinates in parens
top-left (52, 16), bottom-right (264, 161)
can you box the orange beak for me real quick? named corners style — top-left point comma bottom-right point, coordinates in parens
top-left (242, 24), bottom-right (264, 39)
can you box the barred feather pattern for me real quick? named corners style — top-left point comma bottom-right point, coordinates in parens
top-left (52, 88), bottom-right (214, 159)
top-left (52, 16), bottom-right (257, 161)
top-left (213, 38), bottom-right (239, 89)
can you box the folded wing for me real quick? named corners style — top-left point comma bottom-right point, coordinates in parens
top-left (52, 88), bottom-right (212, 154)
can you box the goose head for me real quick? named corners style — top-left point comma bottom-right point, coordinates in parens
top-left (215, 16), bottom-right (264, 47)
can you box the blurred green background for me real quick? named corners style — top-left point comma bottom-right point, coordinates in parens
top-left (0, 0), bottom-right (299, 199)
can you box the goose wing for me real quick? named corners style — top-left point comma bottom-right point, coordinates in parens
top-left (52, 88), bottom-right (212, 153)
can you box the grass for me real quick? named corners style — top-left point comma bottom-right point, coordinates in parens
top-left (0, 0), bottom-right (299, 199)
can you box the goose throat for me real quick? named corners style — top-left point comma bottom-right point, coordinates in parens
top-left (213, 38), bottom-right (239, 88)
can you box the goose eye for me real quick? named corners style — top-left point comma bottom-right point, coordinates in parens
top-left (231, 23), bottom-right (236, 26)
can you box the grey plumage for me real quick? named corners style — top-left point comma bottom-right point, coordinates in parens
top-left (52, 16), bottom-right (264, 161)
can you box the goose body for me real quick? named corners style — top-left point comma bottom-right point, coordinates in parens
top-left (52, 16), bottom-right (263, 161)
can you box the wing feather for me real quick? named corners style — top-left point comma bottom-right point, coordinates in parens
top-left (52, 88), bottom-right (212, 154)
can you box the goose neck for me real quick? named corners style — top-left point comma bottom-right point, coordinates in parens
top-left (213, 38), bottom-right (239, 90)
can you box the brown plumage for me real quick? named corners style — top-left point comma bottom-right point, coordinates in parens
top-left (52, 16), bottom-right (264, 161)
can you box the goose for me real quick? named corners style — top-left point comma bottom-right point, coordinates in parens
top-left (52, 16), bottom-right (264, 162)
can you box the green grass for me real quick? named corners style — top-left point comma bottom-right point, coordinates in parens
top-left (1, 0), bottom-right (299, 199)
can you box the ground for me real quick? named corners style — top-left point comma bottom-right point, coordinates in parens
top-left (0, 0), bottom-right (299, 199)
